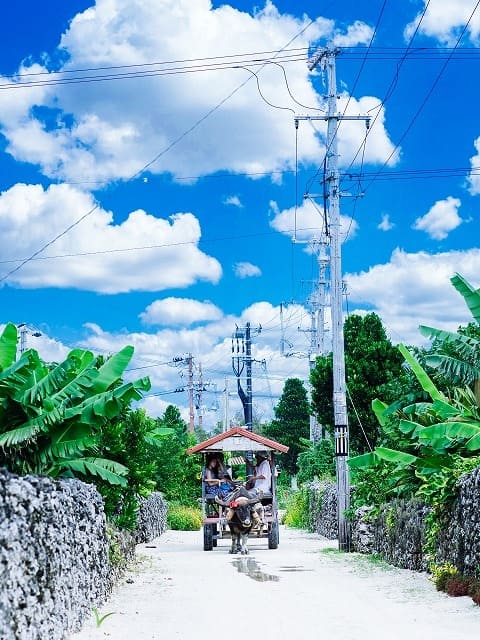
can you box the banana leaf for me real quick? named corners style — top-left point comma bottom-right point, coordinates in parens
top-left (0, 323), bottom-right (18, 371)
top-left (55, 457), bottom-right (128, 486)
top-left (417, 422), bottom-right (480, 442)
top-left (347, 451), bottom-right (376, 469)
top-left (91, 346), bottom-right (135, 394)
top-left (398, 344), bottom-right (444, 401)
top-left (431, 399), bottom-right (463, 419)
top-left (372, 399), bottom-right (389, 426)
top-left (375, 447), bottom-right (417, 466)
top-left (451, 273), bottom-right (480, 323)
top-left (398, 419), bottom-right (422, 435)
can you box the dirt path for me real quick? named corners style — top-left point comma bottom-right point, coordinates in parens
top-left (71, 527), bottom-right (480, 640)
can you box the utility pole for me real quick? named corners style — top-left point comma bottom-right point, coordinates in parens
top-left (187, 353), bottom-right (194, 433)
top-left (223, 377), bottom-right (230, 432)
top-left (196, 361), bottom-right (204, 432)
top-left (297, 48), bottom-right (370, 552)
top-left (17, 323), bottom-right (42, 355)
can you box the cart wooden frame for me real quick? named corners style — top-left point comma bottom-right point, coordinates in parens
top-left (187, 426), bottom-right (289, 551)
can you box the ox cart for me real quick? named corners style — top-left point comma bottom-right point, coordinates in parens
top-left (186, 427), bottom-right (289, 553)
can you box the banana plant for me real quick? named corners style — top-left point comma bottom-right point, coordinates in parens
top-left (349, 343), bottom-right (480, 505)
top-left (0, 323), bottom-right (151, 485)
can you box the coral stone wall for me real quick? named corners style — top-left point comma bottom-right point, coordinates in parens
top-left (0, 469), bottom-right (168, 640)
top-left (306, 470), bottom-right (480, 574)
top-left (436, 467), bottom-right (480, 575)
top-left (0, 469), bottom-right (109, 640)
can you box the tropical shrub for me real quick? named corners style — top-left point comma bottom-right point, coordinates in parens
top-left (167, 504), bottom-right (202, 530)
top-left (0, 323), bottom-right (150, 486)
top-left (283, 487), bottom-right (309, 528)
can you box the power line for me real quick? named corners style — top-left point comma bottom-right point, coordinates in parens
top-left (363, 0), bottom-right (480, 194)
top-left (0, 19), bottom-right (316, 286)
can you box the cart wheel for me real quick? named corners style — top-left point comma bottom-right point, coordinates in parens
top-left (213, 526), bottom-right (218, 547)
top-left (203, 524), bottom-right (213, 551)
top-left (268, 520), bottom-right (279, 549)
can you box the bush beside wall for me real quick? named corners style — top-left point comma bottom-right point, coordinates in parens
top-left (0, 469), bottom-right (168, 640)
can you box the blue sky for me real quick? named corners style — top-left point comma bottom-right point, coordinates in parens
top-left (1, 0), bottom-right (480, 427)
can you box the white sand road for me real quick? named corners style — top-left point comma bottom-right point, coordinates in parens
top-left (70, 527), bottom-right (480, 640)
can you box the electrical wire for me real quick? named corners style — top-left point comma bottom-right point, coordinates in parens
top-left (0, 19), bottom-right (317, 285)
top-left (346, 385), bottom-right (373, 452)
top-left (342, 0), bottom-right (432, 173)
top-left (363, 0), bottom-right (480, 194)
top-left (304, 0), bottom-right (389, 196)
top-left (234, 66), bottom-right (295, 113)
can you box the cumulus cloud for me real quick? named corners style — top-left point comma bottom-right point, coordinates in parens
top-left (140, 298), bottom-right (223, 326)
top-left (0, 1), bottom-right (395, 184)
top-left (0, 183), bottom-right (221, 293)
top-left (234, 262), bottom-right (262, 278)
top-left (332, 20), bottom-right (374, 47)
top-left (378, 213), bottom-right (394, 231)
top-left (468, 136), bottom-right (480, 194)
top-left (223, 195), bottom-right (243, 208)
top-left (405, 0), bottom-right (480, 45)
top-left (79, 301), bottom-right (315, 422)
top-left (269, 199), bottom-right (358, 243)
top-left (346, 248), bottom-right (480, 344)
top-left (412, 196), bottom-right (462, 240)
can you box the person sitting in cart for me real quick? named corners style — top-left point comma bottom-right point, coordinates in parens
top-left (203, 454), bottom-right (233, 499)
top-left (248, 451), bottom-right (272, 497)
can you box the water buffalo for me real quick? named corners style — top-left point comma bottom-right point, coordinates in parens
top-left (215, 487), bottom-right (260, 555)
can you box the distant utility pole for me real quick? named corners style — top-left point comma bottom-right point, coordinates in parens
top-left (297, 48), bottom-right (370, 552)
top-left (17, 323), bottom-right (42, 355)
top-left (231, 322), bottom-right (262, 432)
top-left (195, 361), bottom-right (204, 432)
top-left (173, 353), bottom-right (195, 433)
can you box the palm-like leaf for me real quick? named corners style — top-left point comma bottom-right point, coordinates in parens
top-left (0, 323), bottom-right (18, 370)
top-left (53, 457), bottom-right (128, 486)
top-left (398, 344), bottom-right (444, 401)
top-left (451, 272), bottom-right (480, 323)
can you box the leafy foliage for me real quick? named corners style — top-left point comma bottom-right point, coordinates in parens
top-left (296, 437), bottom-right (335, 484)
top-left (263, 378), bottom-right (310, 475)
top-left (283, 486), bottom-right (309, 528)
top-left (310, 313), bottom-right (405, 453)
top-left (167, 504), bottom-right (202, 530)
top-left (0, 323), bottom-right (151, 486)
top-left (152, 405), bottom-right (202, 507)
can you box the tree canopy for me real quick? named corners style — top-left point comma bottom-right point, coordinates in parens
top-left (310, 313), bottom-right (405, 453)
top-left (263, 377), bottom-right (310, 475)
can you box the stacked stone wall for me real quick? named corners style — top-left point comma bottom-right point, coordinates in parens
top-left (0, 469), bottom-right (168, 640)
top-left (306, 468), bottom-right (480, 574)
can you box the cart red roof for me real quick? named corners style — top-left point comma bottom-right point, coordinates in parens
top-left (186, 426), bottom-right (289, 455)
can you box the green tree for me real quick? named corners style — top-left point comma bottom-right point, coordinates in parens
top-left (296, 438), bottom-right (335, 484)
top-left (153, 405), bottom-right (201, 506)
top-left (310, 313), bottom-right (405, 453)
top-left (263, 378), bottom-right (310, 475)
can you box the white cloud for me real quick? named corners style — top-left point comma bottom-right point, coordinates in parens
top-left (79, 301), bottom-right (315, 423)
top-left (269, 199), bottom-right (358, 243)
top-left (223, 195), bottom-right (243, 208)
top-left (0, 1), bottom-right (396, 184)
top-left (378, 213), bottom-right (394, 231)
top-left (0, 183), bottom-right (221, 293)
top-left (346, 248), bottom-right (480, 345)
top-left (234, 262), bottom-right (262, 278)
top-left (332, 20), bottom-right (374, 47)
top-left (405, 0), bottom-right (480, 45)
top-left (412, 196), bottom-right (462, 240)
top-left (140, 298), bottom-right (223, 326)
top-left (468, 136), bottom-right (480, 194)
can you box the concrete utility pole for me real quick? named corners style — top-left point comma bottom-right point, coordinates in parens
top-left (223, 377), bottom-right (230, 432)
top-left (196, 361), bottom-right (204, 432)
top-left (297, 48), bottom-right (370, 551)
top-left (187, 353), bottom-right (194, 433)
top-left (17, 323), bottom-right (42, 355)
